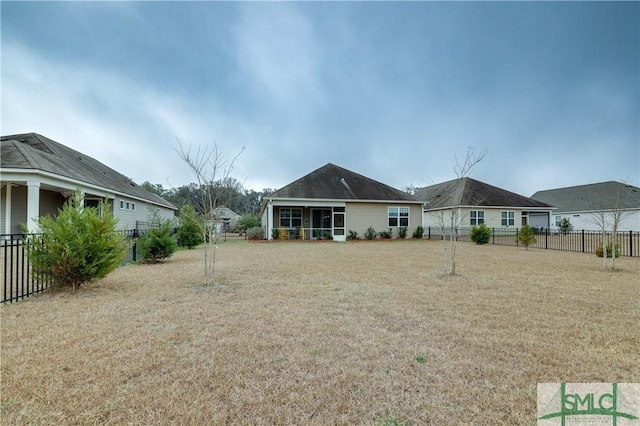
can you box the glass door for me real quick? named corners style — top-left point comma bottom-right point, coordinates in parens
top-left (311, 209), bottom-right (332, 239)
top-left (333, 207), bottom-right (345, 241)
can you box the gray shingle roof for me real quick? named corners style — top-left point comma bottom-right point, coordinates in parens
top-left (531, 181), bottom-right (640, 213)
top-left (415, 177), bottom-right (552, 210)
top-left (1, 133), bottom-right (176, 210)
top-left (267, 163), bottom-right (418, 202)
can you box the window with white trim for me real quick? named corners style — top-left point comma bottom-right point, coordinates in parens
top-left (388, 207), bottom-right (409, 227)
top-left (279, 208), bottom-right (302, 227)
top-left (119, 200), bottom-right (124, 210)
top-left (501, 211), bottom-right (515, 226)
top-left (126, 201), bottom-right (130, 210)
top-left (131, 202), bottom-right (136, 211)
top-left (470, 210), bottom-right (485, 226)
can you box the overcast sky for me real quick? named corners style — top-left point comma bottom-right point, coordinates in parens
top-left (2, 1), bottom-right (638, 197)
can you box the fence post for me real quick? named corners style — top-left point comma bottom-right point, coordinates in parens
top-left (581, 229), bottom-right (585, 253)
top-left (545, 228), bottom-right (548, 249)
top-left (630, 230), bottom-right (633, 257)
top-left (492, 228), bottom-right (495, 244)
top-left (132, 240), bottom-right (137, 262)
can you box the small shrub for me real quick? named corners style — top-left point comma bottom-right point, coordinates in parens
top-left (412, 225), bottom-right (424, 239)
top-left (470, 223), bottom-right (491, 245)
top-left (247, 226), bottom-right (264, 240)
top-left (517, 225), bottom-right (536, 250)
top-left (378, 228), bottom-right (393, 239)
top-left (271, 227), bottom-right (280, 240)
top-left (398, 226), bottom-right (408, 239)
top-left (139, 211), bottom-right (177, 263)
top-left (415, 355), bottom-right (425, 363)
top-left (312, 230), bottom-right (333, 240)
top-left (346, 229), bottom-right (359, 241)
top-left (595, 242), bottom-right (620, 258)
top-left (26, 191), bottom-right (127, 292)
top-left (365, 226), bottom-right (377, 240)
top-left (236, 214), bottom-right (261, 233)
top-left (558, 218), bottom-right (574, 235)
top-left (176, 205), bottom-right (203, 249)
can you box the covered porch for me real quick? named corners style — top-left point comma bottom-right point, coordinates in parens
top-left (1, 177), bottom-right (114, 234)
top-left (263, 201), bottom-right (347, 242)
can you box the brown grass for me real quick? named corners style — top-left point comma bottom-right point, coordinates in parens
top-left (1, 240), bottom-right (639, 425)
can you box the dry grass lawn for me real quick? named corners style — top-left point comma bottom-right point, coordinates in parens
top-left (1, 240), bottom-right (639, 425)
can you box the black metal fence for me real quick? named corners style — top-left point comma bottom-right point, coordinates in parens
top-left (1, 231), bottom-right (139, 304)
top-left (1, 234), bottom-right (52, 304)
top-left (426, 227), bottom-right (640, 257)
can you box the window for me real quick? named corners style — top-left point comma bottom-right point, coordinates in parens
top-left (131, 202), bottom-right (136, 211)
top-left (555, 216), bottom-right (562, 227)
top-left (501, 211), bottom-right (515, 226)
top-left (279, 208), bottom-right (302, 227)
top-left (126, 201), bottom-right (130, 210)
top-left (119, 200), bottom-right (124, 210)
top-left (470, 210), bottom-right (485, 226)
top-left (388, 207), bottom-right (409, 227)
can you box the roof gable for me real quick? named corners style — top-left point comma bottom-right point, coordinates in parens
top-left (531, 182), bottom-right (640, 213)
top-left (1, 133), bottom-right (176, 210)
top-left (415, 177), bottom-right (552, 209)
top-left (268, 163), bottom-right (417, 202)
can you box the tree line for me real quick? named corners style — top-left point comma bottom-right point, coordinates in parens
top-left (141, 178), bottom-right (276, 217)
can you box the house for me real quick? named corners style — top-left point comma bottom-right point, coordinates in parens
top-left (414, 177), bottom-right (554, 231)
top-left (260, 163), bottom-right (423, 241)
top-left (1, 133), bottom-right (177, 234)
top-left (212, 206), bottom-right (242, 232)
top-left (531, 182), bottom-right (640, 232)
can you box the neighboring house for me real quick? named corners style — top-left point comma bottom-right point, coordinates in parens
top-left (415, 177), bottom-right (554, 231)
top-left (212, 206), bottom-right (241, 231)
top-left (260, 163), bottom-right (423, 241)
top-left (531, 181), bottom-right (640, 232)
top-left (1, 133), bottom-right (177, 233)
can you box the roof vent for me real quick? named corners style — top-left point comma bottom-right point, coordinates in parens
top-left (340, 177), bottom-right (351, 190)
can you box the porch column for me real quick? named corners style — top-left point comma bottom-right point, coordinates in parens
top-left (26, 181), bottom-right (41, 233)
top-left (267, 201), bottom-right (274, 240)
top-left (3, 184), bottom-right (11, 235)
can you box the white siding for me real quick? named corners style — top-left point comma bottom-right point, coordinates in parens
top-left (553, 210), bottom-right (640, 232)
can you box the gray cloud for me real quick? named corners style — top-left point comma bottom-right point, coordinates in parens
top-left (2, 2), bottom-right (638, 197)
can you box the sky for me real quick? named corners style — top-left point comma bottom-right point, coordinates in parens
top-left (2, 1), bottom-right (639, 197)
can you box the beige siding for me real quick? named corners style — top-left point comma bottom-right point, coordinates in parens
top-left (113, 196), bottom-right (175, 230)
top-left (1, 186), bottom-right (28, 234)
top-left (346, 202), bottom-right (422, 238)
top-left (424, 207), bottom-right (526, 230)
top-left (39, 189), bottom-right (64, 219)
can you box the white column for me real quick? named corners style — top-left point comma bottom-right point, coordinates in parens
top-left (267, 201), bottom-right (274, 240)
top-left (26, 181), bottom-right (41, 233)
top-left (4, 184), bottom-right (12, 235)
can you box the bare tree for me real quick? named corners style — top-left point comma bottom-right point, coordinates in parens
top-left (590, 209), bottom-right (609, 269)
top-left (176, 141), bottom-right (244, 285)
top-left (587, 183), bottom-right (635, 270)
top-left (434, 147), bottom-right (488, 276)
